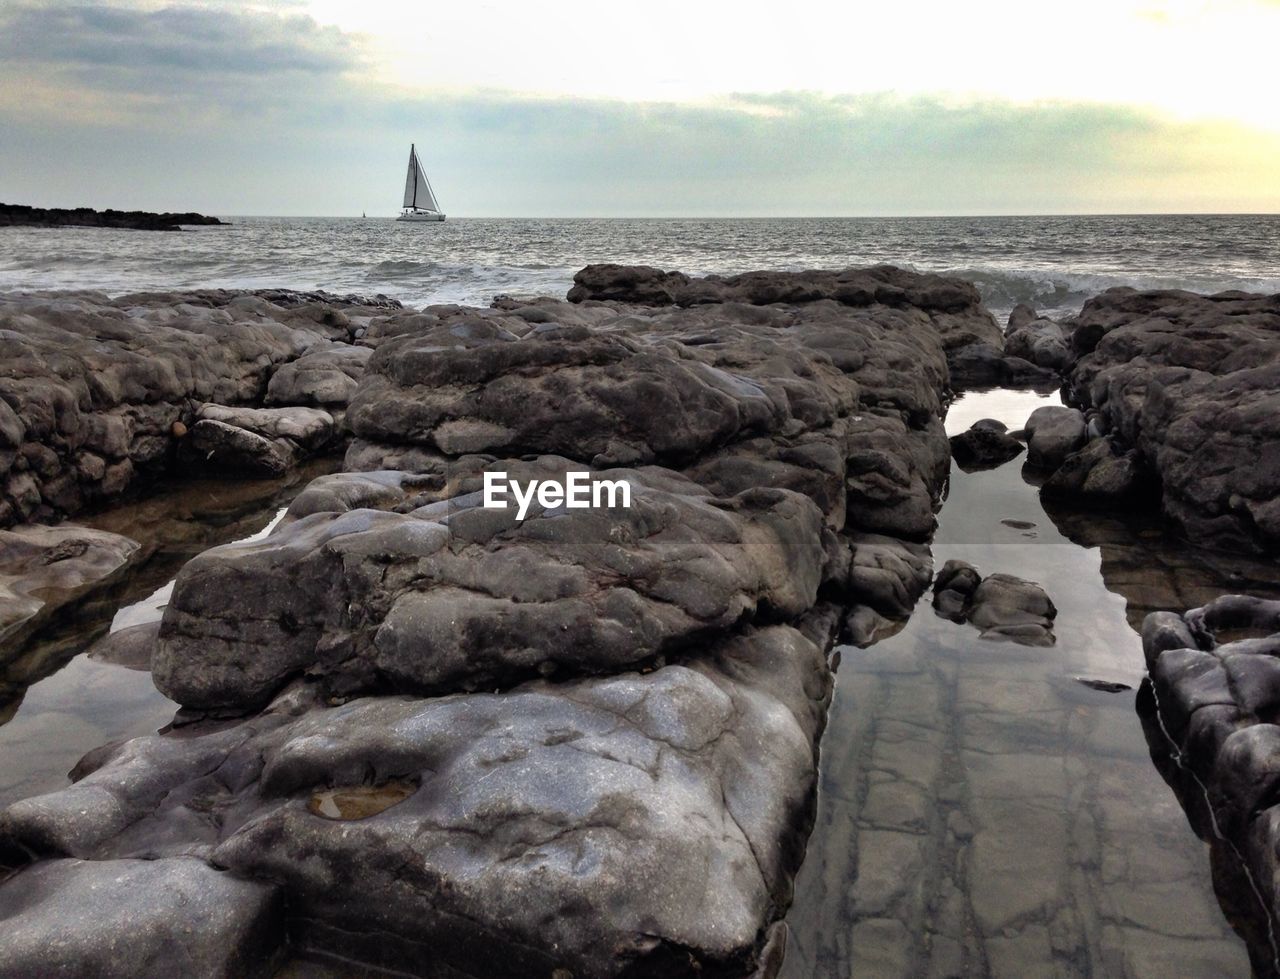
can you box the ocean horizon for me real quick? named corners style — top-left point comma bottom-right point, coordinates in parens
top-left (4, 213), bottom-right (1278, 319)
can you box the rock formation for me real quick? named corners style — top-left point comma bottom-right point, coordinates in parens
top-left (948, 419), bottom-right (1025, 471)
top-left (1057, 288), bottom-right (1280, 555)
top-left (0, 202), bottom-right (226, 231)
top-left (1140, 595), bottom-right (1280, 979)
top-left (0, 266), bottom-right (984, 977)
top-left (0, 289), bottom-right (394, 526)
top-left (931, 559), bottom-right (1057, 646)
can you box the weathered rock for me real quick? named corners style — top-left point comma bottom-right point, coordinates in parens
top-left (931, 559), bottom-right (1056, 646)
top-left (0, 523), bottom-right (139, 654)
top-left (265, 344), bottom-right (373, 409)
top-left (180, 403), bottom-right (335, 478)
top-left (0, 290), bottom-right (390, 524)
top-left (1066, 288), bottom-right (1280, 554)
top-left (152, 463), bottom-right (827, 710)
top-left (0, 267), bottom-right (972, 978)
top-left (565, 263), bottom-right (1002, 386)
top-left (949, 423), bottom-right (1025, 471)
top-left (86, 621), bottom-right (161, 671)
top-left (1140, 595), bottom-right (1280, 978)
top-left (1040, 436), bottom-right (1150, 504)
top-left (1023, 406), bottom-right (1087, 470)
top-left (945, 342), bottom-right (1060, 390)
top-left (3, 624), bottom-right (831, 979)
top-left (347, 284), bottom-right (952, 542)
top-left (839, 532), bottom-right (934, 621)
top-left (0, 857), bottom-right (283, 978)
top-left (1004, 308), bottom-right (1073, 372)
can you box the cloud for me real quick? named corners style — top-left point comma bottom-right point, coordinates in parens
top-left (0, 5), bottom-right (1275, 215)
top-left (0, 2), bottom-right (360, 85)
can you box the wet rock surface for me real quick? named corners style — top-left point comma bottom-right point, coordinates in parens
top-left (1061, 288), bottom-right (1280, 555)
top-left (152, 463), bottom-right (827, 710)
top-left (1023, 405), bottom-right (1088, 471)
top-left (0, 523), bottom-right (140, 652)
top-left (932, 559), bottom-right (1057, 646)
top-left (948, 422), bottom-right (1024, 471)
top-left (0, 265), bottom-right (975, 977)
top-left (564, 263), bottom-right (1002, 385)
top-left (5, 624), bottom-right (832, 979)
top-left (1140, 595), bottom-right (1280, 978)
top-left (0, 856), bottom-right (283, 978)
top-left (0, 289), bottom-right (391, 526)
top-left (1004, 303), bottom-right (1074, 373)
top-left (180, 403), bottom-right (337, 478)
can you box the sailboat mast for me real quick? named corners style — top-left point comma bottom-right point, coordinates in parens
top-left (411, 144), bottom-right (418, 209)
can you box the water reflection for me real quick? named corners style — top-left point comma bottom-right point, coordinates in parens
top-left (0, 458), bottom-right (339, 808)
top-left (780, 390), bottom-right (1272, 977)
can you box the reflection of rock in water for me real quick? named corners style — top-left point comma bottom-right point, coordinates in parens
top-left (1040, 500), bottom-right (1280, 631)
top-left (1138, 598), bottom-right (1280, 979)
top-left (0, 456), bottom-right (342, 718)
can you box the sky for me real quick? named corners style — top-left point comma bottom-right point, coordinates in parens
top-left (1, 0), bottom-right (1278, 216)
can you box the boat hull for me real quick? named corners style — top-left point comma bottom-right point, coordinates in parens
top-left (396, 211), bottom-right (446, 222)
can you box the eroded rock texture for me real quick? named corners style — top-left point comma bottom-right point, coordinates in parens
top-left (0, 289), bottom-right (393, 526)
top-left (564, 262), bottom-right (1001, 383)
top-left (5, 625), bottom-right (831, 979)
top-left (152, 463), bottom-right (826, 710)
top-left (0, 266), bottom-right (977, 977)
top-left (1140, 595), bottom-right (1280, 979)
top-left (1063, 289), bottom-right (1280, 554)
top-left (0, 523), bottom-right (139, 651)
top-left (347, 271), bottom-right (954, 542)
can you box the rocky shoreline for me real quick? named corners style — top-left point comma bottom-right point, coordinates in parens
top-left (1, 265), bottom-right (1279, 976)
top-left (0, 203), bottom-right (226, 231)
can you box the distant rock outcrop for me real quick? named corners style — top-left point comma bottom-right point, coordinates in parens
top-left (0, 202), bottom-right (225, 231)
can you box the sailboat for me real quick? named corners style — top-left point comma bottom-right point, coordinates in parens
top-left (396, 144), bottom-right (445, 222)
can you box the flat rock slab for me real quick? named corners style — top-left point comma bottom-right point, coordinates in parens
top-left (152, 462), bottom-right (826, 710)
top-left (3, 625), bottom-right (831, 979)
top-left (0, 523), bottom-right (139, 654)
top-left (0, 857), bottom-right (283, 978)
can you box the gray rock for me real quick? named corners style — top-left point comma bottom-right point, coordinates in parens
top-left (0, 857), bottom-right (283, 978)
top-left (265, 344), bottom-right (372, 408)
top-left (1040, 436), bottom-right (1150, 504)
top-left (0, 523), bottom-right (139, 654)
top-left (1140, 596), bottom-right (1280, 976)
top-left (346, 283), bottom-right (952, 543)
top-left (931, 559), bottom-right (1056, 646)
top-left (152, 463), bottom-right (827, 710)
top-left (86, 621), bottom-right (161, 671)
top-left (1066, 288), bottom-right (1280, 554)
top-left (1004, 314), bottom-right (1072, 372)
top-left (181, 404), bottom-right (335, 478)
top-left (3, 625), bottom-right (831, 979)
top-left (949, 423), bottom-right (1025, 471)
top-left (0, 289), bottom-right (390, 524)
top-left (1023, 406), bottom-right (1087, 470)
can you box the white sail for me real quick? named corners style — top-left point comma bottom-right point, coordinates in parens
top-left (401, 144), bottom-right (440, 213)
top-left (402, 148), bottom-right (418, 209)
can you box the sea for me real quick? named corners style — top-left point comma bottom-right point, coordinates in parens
top-left (1, 214), bottom-right (1277, 320)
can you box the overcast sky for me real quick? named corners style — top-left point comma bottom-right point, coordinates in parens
top-left (2, 0), bottom-right (1278, 216)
